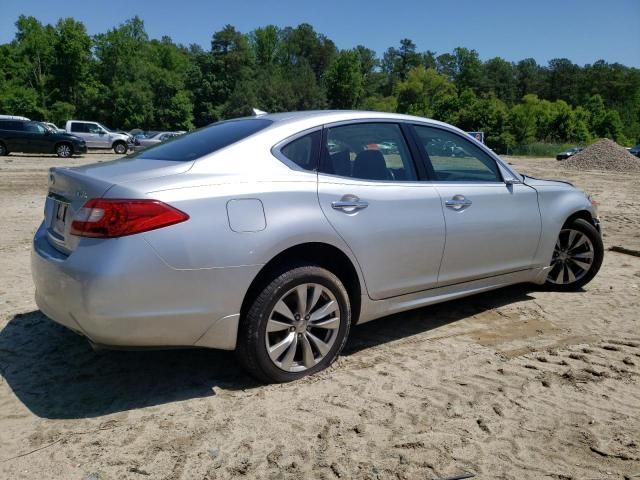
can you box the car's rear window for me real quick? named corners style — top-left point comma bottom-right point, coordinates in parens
top-left (133, 119), bottom-right (273, 161)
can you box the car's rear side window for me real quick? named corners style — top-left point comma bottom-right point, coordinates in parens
top-left (279, 131), bottom-right (321, 171)
top-left (133, 119), bottom-right (273, 162)
top-left (321, 123), bottom-right (418, 181)
top-left (70, 122), bottom-right (89, 133)
top-left (0, 120), bottom-right (24, 131)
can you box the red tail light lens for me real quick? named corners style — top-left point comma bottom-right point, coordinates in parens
top-left (70, 199), bottom-right (189, 238)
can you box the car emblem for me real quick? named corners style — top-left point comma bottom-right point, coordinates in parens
top-left (76, 189), bottom-right (88, 199)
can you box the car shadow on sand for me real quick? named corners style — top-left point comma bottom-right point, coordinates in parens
top-left (0, 285), bottom-right (534, 419)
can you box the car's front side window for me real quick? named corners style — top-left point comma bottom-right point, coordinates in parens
top-left (321, 123), bottom-right (417, 181)
top-left (413, 125), bottom-right (501, 182)
top-left (25, 122), bottom-right (46, 134)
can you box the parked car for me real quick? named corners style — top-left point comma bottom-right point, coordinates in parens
top-left (556, 147), bottom-right (583, 160)
top-left (0, 119), bottom-right (87, 157)
top-left (65, 120), bottom-right (132, 154)
top-left (32, 111), bottom-right (603, 383)
top-left (43, 122), bottom-right (65, 133)
top-left (134, 131), bottom-right (183, 149)
top-left (629, 144), bottom-right (640, 158)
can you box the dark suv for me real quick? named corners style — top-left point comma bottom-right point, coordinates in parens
top-left (0, 119), bottom-right (87, 157)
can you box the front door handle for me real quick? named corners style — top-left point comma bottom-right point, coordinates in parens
top-left (332, 197), bottom-right (368, 212)
top-left (445, 195), bottom-right (472, 211)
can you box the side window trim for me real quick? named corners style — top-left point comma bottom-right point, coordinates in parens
top-left (318, 120), bottom-right (421, 183)
top-left (271, 126), bottom-right (322, 172)
top-left (409, 123), bottom-right (504, 183)
top-left (400, 122), bottom-right (434, 181)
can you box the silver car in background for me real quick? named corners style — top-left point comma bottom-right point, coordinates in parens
top-left (134, 131), bottom-right (184, 149)
top-left (65, 120), bottom-right (132, 154)
top-left (32, 111), bottom-right (603, 382)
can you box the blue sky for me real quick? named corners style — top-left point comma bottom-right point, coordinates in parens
top-left (1, 0), bottom-right (639, 66)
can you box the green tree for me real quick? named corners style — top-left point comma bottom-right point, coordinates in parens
top-left (396, 66), bottom-right (458, 122)
top-left (325, 50), bottom-right (363, 109)
top-left (13, 15), bottom-right (56, 111)
top-left (52, 18), bottom-right (92, 108)
top-left (251, 25), bottom-right (280, 67)
top-left (482, 57), bottom-right (517, 105)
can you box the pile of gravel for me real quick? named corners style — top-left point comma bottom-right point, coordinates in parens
top-left (562, 138), bottom-right (640, 172)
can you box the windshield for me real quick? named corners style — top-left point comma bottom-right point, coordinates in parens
top-left (130, 118), bottom-right (273, 162)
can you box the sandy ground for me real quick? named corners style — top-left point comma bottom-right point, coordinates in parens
top-left (0, 153), bottom-right (638, 480)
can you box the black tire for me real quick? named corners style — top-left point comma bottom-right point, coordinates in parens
top-left (55, 143), bottom-right (73, 158)
top-left (0, 142), bottom-right (7, 156)
top-left (113, 141), bottom-right (127, 155)
top-left (236, 265), bottom-right (351, 383)
top-left (545, 218), bottom-right (603, 291)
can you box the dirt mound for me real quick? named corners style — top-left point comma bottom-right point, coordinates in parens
top-left (562, 138), bottom-right (640, 172)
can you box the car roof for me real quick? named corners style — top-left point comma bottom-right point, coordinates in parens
top-left (254, 110), bottom-right (450, 129)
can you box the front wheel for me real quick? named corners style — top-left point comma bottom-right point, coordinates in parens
top-left (236, 266), bottom-right (351, 383)
top-left (113, 142), bottom-right (127, 155)
top-left (56, 143), bottom-right (73, 158)
top-left (0, 142), bottom-right (7, 156)
top-left (545, 218), bottom-right (603, 291)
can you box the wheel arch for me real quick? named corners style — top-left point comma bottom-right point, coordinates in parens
top-left (563, 209), bottom-right (599, 231)
top-left (240, 242), bottom-right (363, 325)
top-left (112, 139), bottom-right (127, 152)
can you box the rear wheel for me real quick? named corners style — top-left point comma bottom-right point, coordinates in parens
top-left (56, 143), bottom-right (72, 158)
top-left (545, 218), bottom-right (603, 291)
top-left (113, 141), bottom-right (127, 155)
top-left (0, 142), bottom-right (7, 156)
top-left (236, 265), bottom-right (351, 383)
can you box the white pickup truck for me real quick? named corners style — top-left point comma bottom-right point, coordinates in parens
top-left (65, 120), bottom-right (132, 154)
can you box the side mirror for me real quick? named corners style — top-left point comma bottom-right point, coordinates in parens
top-left (505, 177), bottom-right (522, 186)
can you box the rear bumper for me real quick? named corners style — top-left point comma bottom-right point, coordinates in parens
top-left (31, 223), bottom-right (260, 350)
top-left (75, 144), bottom-right (88, 154)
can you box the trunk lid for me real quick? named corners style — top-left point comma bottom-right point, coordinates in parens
top-left (44, 158), bottom-right (193, 254)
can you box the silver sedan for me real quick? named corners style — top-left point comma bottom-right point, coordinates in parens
top-left (31, 111), bottom-right (603, 382)
top-left (134, 131), bottom-right (183, 149)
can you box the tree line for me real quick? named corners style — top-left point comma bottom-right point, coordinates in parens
top-left (1, 15), bottom-right (639, 152)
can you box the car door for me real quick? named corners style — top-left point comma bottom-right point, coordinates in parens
top-left (411, 124), bottom-right (541, 286)
top-left (24, 122), bottom-right (50, 153)
top-left (317, 121), bottom-right (446, 300)
top-left (89, 123), bottom-right (109, 148)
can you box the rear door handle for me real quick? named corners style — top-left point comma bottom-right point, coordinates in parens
top-left (332, 199), bottom-right (368, 212)
top-left (445, 195), bottom-right (472, 211)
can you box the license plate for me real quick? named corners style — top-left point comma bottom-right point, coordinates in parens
top-left (52, 200), bottom-right (69, 236)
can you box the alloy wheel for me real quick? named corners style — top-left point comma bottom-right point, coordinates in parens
top-left (547, 228), bottom-right (595, 285)
top-left (57, 144), bottom-right (71, 157)
top-left (265, 283), bottom-right (341, 372)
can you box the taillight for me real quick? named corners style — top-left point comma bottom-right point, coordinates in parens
top-left (70, 199), bottom-right (189, 238)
